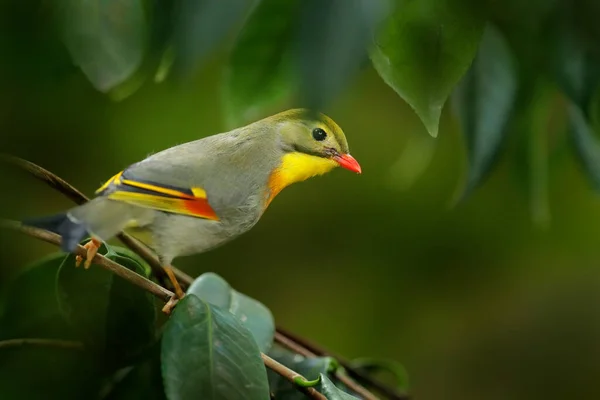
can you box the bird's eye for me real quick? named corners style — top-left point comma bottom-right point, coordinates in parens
top-left (312, 128), bottom-right (327, 141)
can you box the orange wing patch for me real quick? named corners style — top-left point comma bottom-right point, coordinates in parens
top-left (95, 170), bottom-right (219, 221)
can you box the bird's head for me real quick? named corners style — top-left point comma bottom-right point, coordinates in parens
top-left (272, 108), bottom-right (361, 174)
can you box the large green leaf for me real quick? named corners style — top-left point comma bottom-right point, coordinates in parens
top-left (56, 242), bottom-right (156, 369)
top-left (161, 295), bottom-right (270, 400)
top-left (371, 0), bottom-right (485, 137)
top-left (61, 0), bottom-right (149, 92)
top-left (298, 0), bottom-right (392, 110)
top-left (267, 345), bottom-right (338, 400)
top-left (223, 0), bottom-right (300, 126)
top-left (452, 24), bottom-right (518, 197)
top-left (0, 253), bottom-right (73, 340)
top-left (186, 272), bottom-right (275, 353)
top-left (173, 0), bottom-right (259, 77)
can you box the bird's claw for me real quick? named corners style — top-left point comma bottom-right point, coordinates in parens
top-left (162, 295), bottom-right (182, 315)
top-left (75, 238), bottom-right (101, 269)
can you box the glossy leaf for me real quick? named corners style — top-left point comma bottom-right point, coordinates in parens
top-left (452, 24), bottom-right (518, 197)
top-left (62, 0), bottom-right (149, 92)
top-left (318, 374), bottom-right (360, 400)
top-left (371, 0), bottom-right (485, 137)
top-left (56, 242), bottom-right (156, 369)
top-left (223, 0), bottom-right (300, 126)
top-left (161, 295), bottom-right (270, 400)
top-left (173, 0), bottom-right (259, 77)
top-left (187, 272), bottom-right (275, 353)
top-left (0, 253), bottom-right (73, 340)
top-left (267, 345), bottom-right (339, 400)
top-left (298, 0), bottom-right (392, 110)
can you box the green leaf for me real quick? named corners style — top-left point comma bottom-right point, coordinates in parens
top-left (267, 345), bottom-right (339, 400)
top-left (173, 0), bottom-right (259, 77)
top-left (223, 0), bottom-right (300, 127)
top-left (318, 374), bottom-right (360, 400)
top-left (186, 272), bottom-right (275, 353)
top-left (298, 0), bottom-right (392, 110)
top-left (552, 26), bottom-right (600, 112)
top-left (56, 242), bottom-right (156, 369)
top-left (0, 253), bottom-right (73, 340)
top-left (452, 24), bottom-right (518, 197)
top-left (371, 0), bottom-right (485, 137)
top-left (161, 295), bottom-right (270, 400)
top-left (569, 101), bottom-right (600, 191)
top-left (61, 0), bottom-right (149, 92)
top-left (0, 344), bottom-right (99, 400)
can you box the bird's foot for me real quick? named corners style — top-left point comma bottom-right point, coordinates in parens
top-left (75, 238), bottom-right (102, 269)
top-left (161, 264), bottom-right (186, 315)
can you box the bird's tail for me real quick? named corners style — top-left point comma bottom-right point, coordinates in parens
top-left (23, 213), bottom-right (87, 252)
top-left (23, 198), bottom-right (154, 253)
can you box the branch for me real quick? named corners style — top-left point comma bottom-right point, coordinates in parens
top-left (2, 219), bottom-right (173, 302)
top-left (1, 220), bottom-right (327, 400)
top-left (0, 338), bottom-right (84, 350)
top-left (2, 155), bottom-right (403, 399)
top-left (262, 354), bottom-right (327, 400)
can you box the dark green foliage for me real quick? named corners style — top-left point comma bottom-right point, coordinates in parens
top-left (57, 241), bottom-right (156, 370)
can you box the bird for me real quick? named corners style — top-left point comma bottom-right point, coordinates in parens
top-left (25, 109), bottom-right (361, 313)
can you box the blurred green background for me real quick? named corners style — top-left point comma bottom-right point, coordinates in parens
top-left (3, 2), bottom-right (600, 400)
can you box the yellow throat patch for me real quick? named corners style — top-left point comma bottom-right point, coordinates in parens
top-left (267, 152), bottom-right (337, 206)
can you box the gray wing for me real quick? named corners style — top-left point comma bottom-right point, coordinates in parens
top-left (122, 126), bottom-right (282, 213)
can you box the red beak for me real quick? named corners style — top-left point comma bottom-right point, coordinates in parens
top-left (333, 153), bottom-right (362, 174)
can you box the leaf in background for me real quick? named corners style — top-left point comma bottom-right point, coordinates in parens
top-left (57, 242), bottom-right (156, 369)
top-left (0, 345), bottom-right (99, 400)
top-left (186, 272), bottom-right (275, 353)
top-left (387, 130), bottom-right (437, 191)
top-left (61, 0), bottom-right (149, 92)
top-left (161, 295), bottom-right (270, 400)
top-left (223, 0), bottom-right (300, 127)
top-left (173, 0), bottom-right (259, 77)
top-left (267, 345), bottom-right (339, 400)
top-left (0, 253), bottom-right (73, 340)
top-left (452, 24), bottom-right (518, 197)
top-left (318, 374), bottom-right (360, 400)
top-left (349, 357), bottom-right (410, 391)
top-left (552, 26), bottom-right (600, 111)
top-left (568, 101), bottom-right (600, 191)
top-left (297, 0), bottom-right (392, 110)
top-left (371, 0), bottom-right (485, 137)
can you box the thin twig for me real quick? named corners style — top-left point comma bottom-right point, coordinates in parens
top-left (277, 328), bottom-right (409, 400)
top-left (1, 219), bottom-right (173, 302)
top-left (2, 155), bottom-right (400, 399)
top-left (0, 338), bottom-right (84, 350)
top-left (261, 354), bottom-right (327, 400)
top-left (0, 220), bottom-right (327, 400)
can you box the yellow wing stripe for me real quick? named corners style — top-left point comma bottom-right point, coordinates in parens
top-left (119, 178), bottom-right (206, 200)
top-left (107, 191), bottom-right (219, 220)
top-left (95, 171), bottom-right (123, 194)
